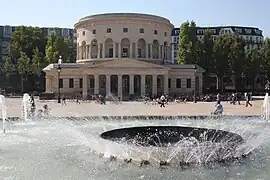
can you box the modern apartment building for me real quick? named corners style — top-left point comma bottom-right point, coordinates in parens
top-left (171, 26), bottom-right (264, 64)
top-left (0, 25), bottom-right (76, 63)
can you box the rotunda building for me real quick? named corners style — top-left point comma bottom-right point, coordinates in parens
top-left (43, 13), bottom-right (204, 100)
top-left (75, 13), bottom-right (173, 64)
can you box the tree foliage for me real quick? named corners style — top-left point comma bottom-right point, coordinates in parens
top-left (177, 21), bottom-right (198, 64)
top-left (178, 21), bottom-right (270, 92)
top-left (45, 33), bottom-right (74, 63)
top-left (2, 26), bottom-right (74, 92)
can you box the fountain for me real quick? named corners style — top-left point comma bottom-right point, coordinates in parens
top-left (262, 81), bottom-right (270, 119)
top-left (22, 93), bottom-right (31, 121)
top-left (100, 126), bottom-right (245, 166)
top-left (0, 95), bottom-right (7, 133)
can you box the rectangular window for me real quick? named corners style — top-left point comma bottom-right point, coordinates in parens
top-left (107, 28), bottom-right (111, 33)
top-left (123, 28), bottom-right (128, 33)
top-left (186, 79), bottom-right (191, 88)
top-left (82, 31), bottom-right (85, 36)
top-left (59, 78), bottom-right (63, 88)
top-left (176, 79), bottom-right (181, 88)
top-left (154, 30), bottom-right (158, 35)
top-left (168, 78), bottom-right (171, 88)
top-left (140, 28), bottom-right (144, 33)
top-left (79, 78), bottom-right (83, 88)
top-left (69, 79), bottom-right (74, 88)
top-left (93, 29), bottom-right (96, 34)
top-left (164, 32), bottom-right (167, 37)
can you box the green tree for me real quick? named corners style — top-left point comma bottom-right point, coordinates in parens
top-left (262, 38), bottom-right (270, 77)
top-left (32, 47), bottom-right (47, 76)
top-left (245, 48), bottom-right (263, 90)
top-left (177, 21), bottom-right (198, 64)
top-left (213, 35), bottom-right (231, 92)
top-left (10, 26), bottom-right (45, 60)
top-left (45, 33), bottom-right (74, 63)
top-left (227, 35), bottom-right (246, 90)
top-left (18, 52), bottom-right (32, 93)
top-left (3, 57), bottom-right (16, 78)
top-left (197, 29), bottom-right (215, 89)
top-left (7, 26), bottom-right (46, 92)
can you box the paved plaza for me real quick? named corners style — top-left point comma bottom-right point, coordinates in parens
top-left (4, 98), bottom-right (264, 117)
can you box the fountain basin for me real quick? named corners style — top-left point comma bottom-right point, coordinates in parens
top-left (100, 126), bottom-right (244, 147)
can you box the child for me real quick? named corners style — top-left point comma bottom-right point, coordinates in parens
top-left (43, 104), bottom-right (50, 116)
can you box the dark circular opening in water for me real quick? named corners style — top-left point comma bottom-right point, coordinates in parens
top-left (100, 126), bottom-right (244, 147)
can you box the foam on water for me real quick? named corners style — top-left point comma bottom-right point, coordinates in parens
top-left (0, 95), bottom-right (7, 133)
top-left (22, 93), bottom-right (31, 121)
top-left (0, 117), bottom-right (270, 179)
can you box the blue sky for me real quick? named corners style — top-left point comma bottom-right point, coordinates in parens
top-left (1, 0), bottom-right (269, 36)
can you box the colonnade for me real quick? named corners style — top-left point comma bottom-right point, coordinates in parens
top-left (82, 74), bottom-right (169, 99)
top-left (77, 39), bottom-right (171, 61)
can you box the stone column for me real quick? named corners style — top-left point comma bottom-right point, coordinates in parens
top-left (146, 45), bottom-right (149, 59)
top-left (129, 75), bottom-right (134, 94)
top-left (135, 43), bottom-right (138, 58)
top-left (152, 75), bottom-right (157, 95)
top-left (94, 75), bottom-right (99, 95)
top-left (86, 45), bottom-right (89, 59)
top-left (129, 43), bottom-right (133, 58)
top-left (113, 43), bottom-right (116, 58)
top-left (118, 75), bottom-right (122, 100)
top-left (106, 75), bottom-right (111, 95)
top-left (102, 43), bottom-right (105, 58)
top-left (89, 45), bottom-right (92, 59)
top-left (97, 43), bottom-right (101, 58)
top-left (118, 43), bottom-right (121, 58)
top-left (149, 44), bottom-right (153, 59)
top-left (164, 75), bottom-right (169, 95)
top-left (141, 75), bottom-right (145, 97)
top-left (83, 75), bottom-right (88, 99)
top-left (45, 76), bottom-right (50, 92)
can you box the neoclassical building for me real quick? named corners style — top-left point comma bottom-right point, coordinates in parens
top-left (43, 13), bottom-right (204, 100)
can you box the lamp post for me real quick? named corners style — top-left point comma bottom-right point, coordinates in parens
top-left (193, 65), bottom-right (197, 103)
top-left (57, 56), bottom-right (62, 103)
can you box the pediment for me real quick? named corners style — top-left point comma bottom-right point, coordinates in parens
top-left (92, 59), bottom-right (170, 70)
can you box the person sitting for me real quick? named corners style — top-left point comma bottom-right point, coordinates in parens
top-left (211, 101), bottom-right (223, 115)
top-left (43, 104), bottom-right (50, 116)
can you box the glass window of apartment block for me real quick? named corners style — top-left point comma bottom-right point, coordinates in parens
top-left (79, 78), bottom-right (83, 88)
top-left (59, 79), bottom-right (63, 88)
top-left (107, 28), bottom-right (111, 33)
top-left (154, 30), bottom-right (158, 35)
top-left (93, 29), bottom-right (96, 34)
top-left (168, 79), bottom-right (171, 88)
top-left (140, 28), bottom-right (144, 33)
top-left (164, 32), bottom-right (167, 37)
top-left (69, 79), bottom-right (74, 88)
top-left (176, 79), bottom-right (181, 88)
top-left (82, 31), bottom-right (85, 36)
top-left (186, 79), bottom-right (191, 88)
top-left (123, 28), bottom-right (128, 33)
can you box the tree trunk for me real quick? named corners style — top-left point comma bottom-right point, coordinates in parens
top-left (21, 75), bottom-right (24, 94)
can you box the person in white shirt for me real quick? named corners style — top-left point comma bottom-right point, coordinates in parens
top-left (160, 95), bottom-right (166, 108)
top-left (211, 101), bottom-right (223, 115)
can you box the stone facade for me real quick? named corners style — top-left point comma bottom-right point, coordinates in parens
top-left (43, 13), bottom-right (204, 100)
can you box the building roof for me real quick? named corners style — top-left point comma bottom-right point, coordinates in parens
top-left (43, 63), bottom-right (86, 71)
top-left (167, 64), bottom-right (205, 72)
top-left (43, 61), bottom-right (205, 72)
top-left (78, 13), bottom-right (171, 24)
top-left (171, 26), bottom-right (263, 36)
